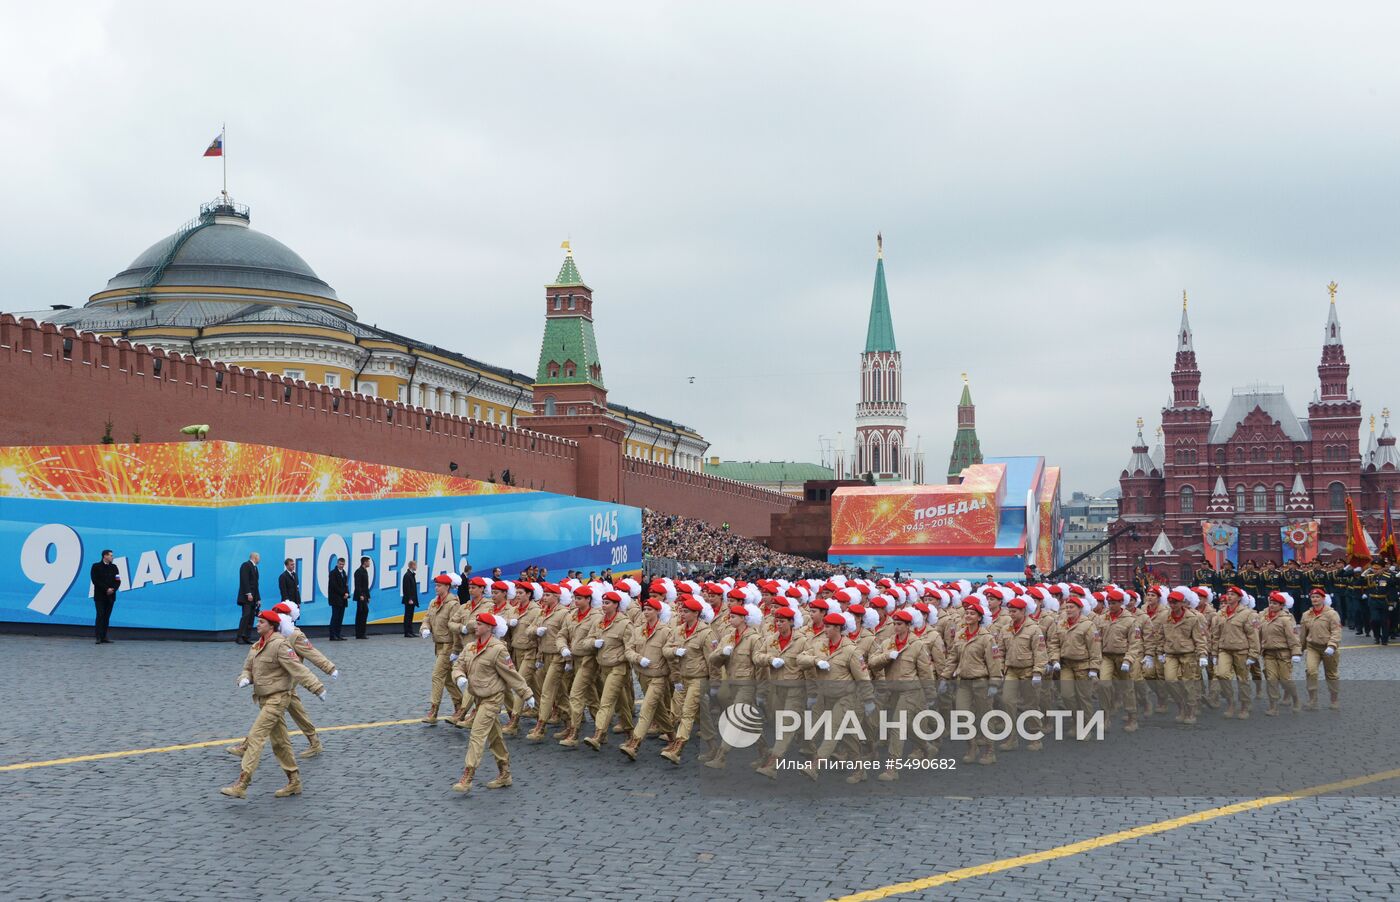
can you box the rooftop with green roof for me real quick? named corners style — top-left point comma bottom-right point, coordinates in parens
top-left (864, 252), bottom-right (897, 353)
top-left (703, 460), bottom-right (835, 485)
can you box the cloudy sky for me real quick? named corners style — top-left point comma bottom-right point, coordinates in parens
top-left (4, 3), bottom-right (1399, 495)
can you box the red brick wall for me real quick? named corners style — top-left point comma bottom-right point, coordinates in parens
top-left (0, 315), bottom-right (797, 537)
top-left (621, 458), bottom-right (793, 536)
top-left (0, 315), bottom-right (578, 493)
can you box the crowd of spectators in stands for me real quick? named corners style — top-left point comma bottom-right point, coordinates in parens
top-left (642, 510), bottom-right (844, 580)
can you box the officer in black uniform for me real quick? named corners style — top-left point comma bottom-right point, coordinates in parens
top-left (1279, 561), bottom-right (1306, 620)
top-left (1194, 558), bottom-right (1216, 593)
top-left (1343, 564), bottom-right (1367, 634)
top-left (1363, 562), bottom-right (1393, 645)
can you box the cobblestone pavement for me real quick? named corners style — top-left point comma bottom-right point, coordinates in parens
top-left (3, 632), bottom-right (1400, 901)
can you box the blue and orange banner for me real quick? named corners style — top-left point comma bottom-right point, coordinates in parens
top-left (0, 441), bottom-right (640, 632)
top-left (1201, 521), bottom-right (1239, 570)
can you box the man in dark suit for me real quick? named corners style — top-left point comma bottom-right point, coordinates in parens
top-left (278, 558), bottom-right (299, 604)
top-left (236, 552), bottom-right (261, 644)
top-left (90, 549), bottom-right (120, 644)
top-left (353, 556), bottom-right (372, 639)
top-left (401, 559), bottom-right (420, 637)
top-left (328, 556), bottom-right (350, 641)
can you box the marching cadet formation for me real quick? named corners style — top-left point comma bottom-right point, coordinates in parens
top-left (220, 569), bottom-right (1351, 799)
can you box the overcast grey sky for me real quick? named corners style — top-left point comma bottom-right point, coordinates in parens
top-left (4, 3), bottom-right (1399, 495)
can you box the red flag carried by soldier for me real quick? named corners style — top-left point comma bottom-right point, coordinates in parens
top-left (1345, 496), bottom-right (1372, 567)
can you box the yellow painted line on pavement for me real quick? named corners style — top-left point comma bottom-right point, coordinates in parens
top-left (1340, 643), bottom-right (1392, 650)
top-left (0, 717), bottom-right (422, 773)
top-left (830, 766), bottom-right (1400, 902)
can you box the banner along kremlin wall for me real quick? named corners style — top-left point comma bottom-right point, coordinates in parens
top-left (0, 440), bottom-right (642, 634)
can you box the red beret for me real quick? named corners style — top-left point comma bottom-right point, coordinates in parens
top-left (912, 602), bottom-right (931, 614)
top-left (727, 588), bottom-right (749, 600)
top-left (848, 603), bottom-right (867, 616)
top-left (869, 596), bottom-right (891, 609)
top-left (1269, 591), bottom-right (1289, 604)
top-left (491, 580), bottom-right (510, 591)
top-left (257, 610), bottom-right (280, 627)
top-left (434, 574), bottom-right (454, 585)
top-left (962, 600), bottom-right (985, 616)
top-left (774, 606), bottom-right (796, 620)
top-left (1007, 598), bottom-right (1028, 610)
top-left (477, 612), bottom-right (498, 627)
top-left (1226, 585), bottom-right (1245, 597)
top-left (540, 582), bottom-right (561, 594)
top-left (729, 603), bottom-right (750, 617)
top-left (1065, 596), bottom-right (1085, 608)
top-left (601, 590), bottom-right (624, 603)
top-left (649, 580), bottom-right (669, 595)
top-left (644, 597), bottom-right (664, 611)
top-left (1106, 589), bottom-right (1125, 602)
top-left (469, 576), bottom-right (491, 587)
top-left (891, 609), bottom-right (914, 623)
top-left (681, 596), bottom-right (704, 612)
top-left (1309, 587), bottom-right (1327, 597)
top-left (1047, 584), bottom-right (1064, 596)
top-left (574, 585), bottom-right (594, 597)
top-left (1168, 590), bottom-right (1187, 603)
top-left (822, 612), bottom-right (847, 626)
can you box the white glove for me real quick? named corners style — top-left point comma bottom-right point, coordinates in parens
top-left (449, 653), bottom-right (458, 662)
top-left (1291, 655), bottom-right (1301, 664)
top-left (535, 661), bottom-right (543, 669)
top-left (721, 645), bottom-right (733, 657)
top-left (456, 676), bottom-right (467, 690)
top-left (937, 679), bottom-right (949, 693)
top-left (816, 660), bottom-right (830, 671)
top-left (673, 647), bottom-right (686, 658)
top-left (508, 618), bottom-right (518, 627)
top-left (1157, 654), bottom-right (1166, 665)
top-left (535, 626), bottom-right (547, 637)
top-left (593, 638), bottom-right (604, 649)
top-left (771, 657), bottom-right (785, 669)
top-left (673, 682), bottom-right (683, 692)
top-left (330, 669), bottom-right (339, 680)
top-left (526, 697), bottom-right (537, 709)
top-left (987, 685), bottom-right (998, 698)
top-left (559, 646), bottom-right (571, 658)
top-left (564, 663), bottom-right (572, 672)
top-left (888, 649), bottom-right (900, 660)
top-left (460, 625), bottom-right (471, 635)
top-left (639, 656), bottom-right (651, 668)
top-left (1324, 647), bottom-right (1334, 656)
top-left (1031, 673), bottom-right (1042, 686)
top-left (237, 677), bottom-right (251, 689)
top-left (420, 628), bottom-right (431, 639)
top-left (1246, 658), bottom-right (1256, 667)
top-left (1052, 661), bottom-right (1062, 672)
top-left (1120, 661), bottom-right (1130, 673)
top-left (1143, 657), bottom-right (1155, 670)
top-left (864, 701), bottom-right (876, 716)
top-left (1088, 670), bottom-right (1098, 679)
top-left (316, 690), bottom-right (327, 701)
top-left (1199, 657), bottom-right (1209, 667)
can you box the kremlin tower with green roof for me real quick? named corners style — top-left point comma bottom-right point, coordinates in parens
top-left (850, 234), bottom-right (923, 484)
top-left (947, 374), bottom-right (984, 482)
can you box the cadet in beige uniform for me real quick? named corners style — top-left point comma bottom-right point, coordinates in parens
top-left (554, 586), bottom-right (599, 744)
top-left (527, 584), bottom-right (571, 741)
top-left (948, 600), bottom-right (1003, 765)
top-left (660, 596), bottom-right (716, 765)
top-left (229, 601), bottom-right (338, 760)
top-left (703, 602), bottom-right (763, 769)
top-left (868, 609), bottom-right (937, 774)
top-left (1138, 591), bottom-right (1169, 716)
top-left (1300, 587), bottom-right (1342, 709)
top-left (578, 590), bottom-right (635, 751)
top-left (755, 606), bottom-right (808, 779)
top-left (1211, 586), bottom-right (1261, 719)
top-left (1051, 596), bottom-right (1101, 723)
top-left (450, 611), bottom-right (535, 794)
top-left (998, 597), bottom-right (1047, 751)
top-left (221, 611), bottom-right (326, 799)
top-left (1259, 591), bottom-right (1302, 714)
top-left (798, 612), bottom-right (875, 782)
top-left (621, 597), bottom-right (675, 760)
top-left (1097, 590), bottom-right (1143, 732)
top-left (419, 574), bottom-right (462, 724)
top-left (503, 583), bottom-right (542, 736)
top-left (1162, 590), bottom-right (1208, 724)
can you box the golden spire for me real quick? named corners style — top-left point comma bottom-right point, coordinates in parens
top-left (1328, 280), bottom-right (1338, 303)
top-left (1182, 289), bottom-right (1188, 310)
top-left (1385, 407), bottom-right (1392, 421)
top-left (961, 371), bottom-right (968, 384)
top-left (560, 239), bottom-right (572, 257)
top-left (876, 231), bottom-right (883, 260)
top-left (1136, 416), bottom-right (1145, 430)
top-left (1372, 414), bottom-right (1378, 432)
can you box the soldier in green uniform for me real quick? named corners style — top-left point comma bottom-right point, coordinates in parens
top-left (1342, 563), bottom-right (1366, 634)
top-left (1260, 562), bottom-right (1282, 601)
top-left (1194, 558), bottom-right (1216, 593)
top-left (1363, 562), bottom-right (1393, 645)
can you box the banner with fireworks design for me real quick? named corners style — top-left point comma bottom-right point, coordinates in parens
top-left (827, 458), bottom-right (1062, 578)
top-left (0, 441), bottom-right (641, 632)
top-left (1280, 520), bottom-right (1319, 564)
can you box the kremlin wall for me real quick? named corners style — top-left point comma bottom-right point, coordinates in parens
top-left (0, 315), bottom-right (793, 536)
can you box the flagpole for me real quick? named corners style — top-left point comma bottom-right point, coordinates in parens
top-left (222, 123), bottom-right (227, 199)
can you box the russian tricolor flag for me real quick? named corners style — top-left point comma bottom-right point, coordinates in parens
top-left (203, 134), bottom-right (223, 157)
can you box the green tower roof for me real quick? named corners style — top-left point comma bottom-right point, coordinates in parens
top-left (864, 256), bottom-right (896, 353)
top-left (551, 249), bottom-right (586, 287)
